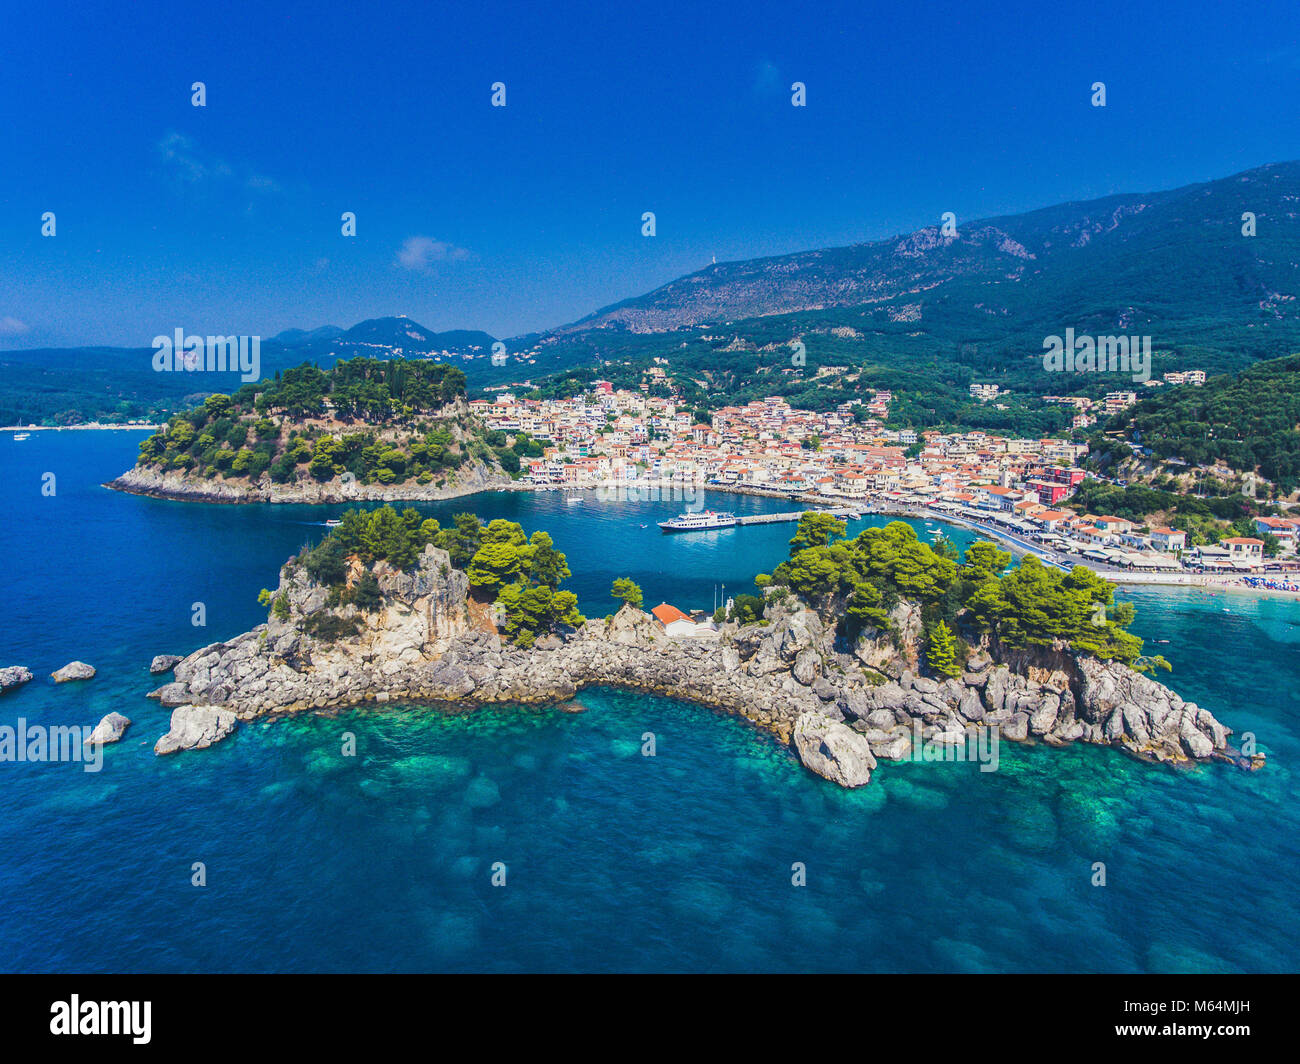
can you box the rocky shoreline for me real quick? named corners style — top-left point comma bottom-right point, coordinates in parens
top-left (144, 542), bottom-right (1251, 788)
top-left (105, 458), bottom-right (511, 505)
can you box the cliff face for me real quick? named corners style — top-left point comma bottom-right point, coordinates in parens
top-left (147, 545), bottom-right (1245, 787)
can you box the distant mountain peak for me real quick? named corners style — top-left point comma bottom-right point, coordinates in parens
top-left (271, 325), bottom-right (344, 346)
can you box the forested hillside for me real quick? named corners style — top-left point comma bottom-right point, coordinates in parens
top-left (1109, 353), bottom-right (1300, 492)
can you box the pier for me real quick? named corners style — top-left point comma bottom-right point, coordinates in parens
top-left (736, 507), bottom-right (860, 526)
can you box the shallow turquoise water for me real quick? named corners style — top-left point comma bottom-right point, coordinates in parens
top-left (0, 432), bottom-right (1296, 972)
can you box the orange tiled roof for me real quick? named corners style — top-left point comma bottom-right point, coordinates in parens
top-left (651, 603), bottom-right (691, 625)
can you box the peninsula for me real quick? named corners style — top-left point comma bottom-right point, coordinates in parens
top-left (146, 508), bottom-right (1246, 787)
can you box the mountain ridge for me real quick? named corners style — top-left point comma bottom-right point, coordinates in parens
top-left (554, 159), bottom-right (1300, 335)
top-left (6, 160), bottom-right (1300, 426)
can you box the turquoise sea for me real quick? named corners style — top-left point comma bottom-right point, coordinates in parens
top-left (0, 431), bottom-right (1297, 972)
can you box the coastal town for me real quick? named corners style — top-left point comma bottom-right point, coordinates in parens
top-left (473, 382), bottom-right (1300, 591)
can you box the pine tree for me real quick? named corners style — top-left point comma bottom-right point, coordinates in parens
top-left (926, 620), bottom-right (960, 678)
top-left (610, 577), bottom-right (643, 608)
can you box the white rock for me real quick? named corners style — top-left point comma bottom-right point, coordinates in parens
top-left (791, 712), bottom-right (877, 787)
top-left (154, 705), bottom-right (238, 756)
top-left (51, 661), bottom-right (96, 683)
top-left (85, 712), bottom-right (131, 747)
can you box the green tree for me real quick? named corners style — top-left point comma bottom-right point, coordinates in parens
top-left (437, 513), bottom-right (484, 568)
top-left (925, 620), bottom-right (960, 678)
top-left (496, 583), bottom-right (585, 647)
top-left (467, 541), bottom-right (526, 593)
top-left (526, 530), bottom-right (570, 588)
top-left (349, 571), bottom-right (382, 611)
top-left (729, 593), bottom-right (766, 625)
top-left (610, 577), bottom-right (644, 608)
top-left (203, 394), bottom-right (233, 419)
top-left (788, 511), bottom-right (847, 552)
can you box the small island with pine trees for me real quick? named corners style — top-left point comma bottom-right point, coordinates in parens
top-left (106, 357), bottom-right (540, 503)
top-left (145, 509), bottom-right (1252, 788)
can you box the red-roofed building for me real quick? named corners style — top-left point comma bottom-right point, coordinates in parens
top-left (651, 602), bottom-right (700, 636)
top-left (1254, 517), bottom-right (1298, 550)
top-left (1150, 527), bottom-right (1187, 553)
top-left (1221, 537), bottom-right (1264, 564)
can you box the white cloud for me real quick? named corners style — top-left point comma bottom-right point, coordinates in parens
top-left (0, 316), bottom-right (30, 336)
top-left (157, 132), bottom-right (212, 183)
top-left (157, 132), bottom-right (277, 193)
top-left (396, 236), bottom-right (470, 270)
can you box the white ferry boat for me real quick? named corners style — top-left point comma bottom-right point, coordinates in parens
top-left (13, 432), bottom-right (30, 441)
top-left (657, 510), bottom-right (738, 533)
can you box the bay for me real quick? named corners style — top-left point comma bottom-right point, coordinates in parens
top-left (0, 431), bottom-right (1296, 972)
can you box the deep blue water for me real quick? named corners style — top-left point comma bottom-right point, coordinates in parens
top-left (0, 431), bottom-right (1297, 972)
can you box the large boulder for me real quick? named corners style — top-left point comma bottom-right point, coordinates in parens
top-left (147, 682), bottom-right (191, 706)
top-left (791, 711), bottom-right (877, 787)
top-left (0, 666), bottom-right (33, 694)
top-left (606, 604), bottom-right (666, 647)
top-left (51, 661), bottom-right (96, 683)
top-left (149, 654), bottom-right (183, 675)
top-left (85, 712), bottom-right (131, 747)
top-left (154, 705), bottom-right (238, 755)
top-left (792, 648), bottom-right (820, 685)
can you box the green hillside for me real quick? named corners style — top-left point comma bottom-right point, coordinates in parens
top-left (1107, 353), bottom-right (1300, 493)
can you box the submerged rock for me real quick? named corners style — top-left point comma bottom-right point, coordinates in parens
top-left (153, 705), bottom-right (238, 755)
top-left (51, 661), bottom-right (96, 683)
top-left (0, 666), bottom-right (33, 694)
top-left (85, 712), bottom-right (131, 747)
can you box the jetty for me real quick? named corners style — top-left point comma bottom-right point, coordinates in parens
top-left (736, 507), bottom-right (860, 526)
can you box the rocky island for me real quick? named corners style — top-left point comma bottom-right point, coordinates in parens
top-left (106, 357), bottom-right (517, 504)
top-left (145, 508), bottom-right (1246, 787)
top-left (0, 666), bottom-right (33, 695)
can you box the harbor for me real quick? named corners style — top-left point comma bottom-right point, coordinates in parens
top-left (658, 506), bottom-right (861, 532)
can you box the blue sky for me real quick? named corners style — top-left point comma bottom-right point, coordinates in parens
top-left (2, 0), bottom-right (1299, 349)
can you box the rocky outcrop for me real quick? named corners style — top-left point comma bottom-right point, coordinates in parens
top-left (791, 712), bottom-right (877, 787)
top-left (0, 666), bottom-right (33, 694)
top-left (149, 654), bottom-right (183, 675)
top-left (143, 543), bottom-right (1244, 786)
top-left (52, 661), bottom-right (96, 683)
top-left (85, 712), bottom-right (131, 747)
top-left (154, 705), bottom-right (238, 755)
